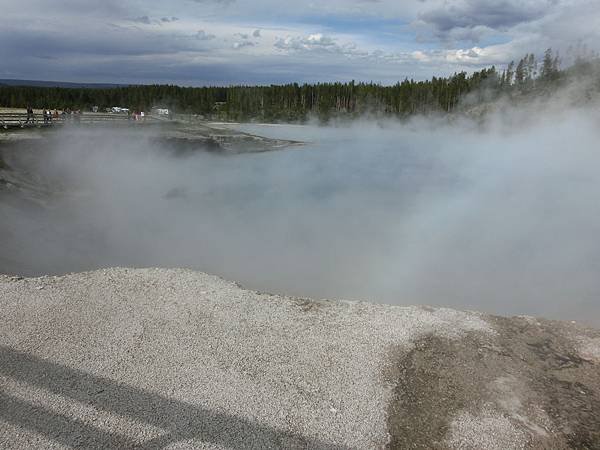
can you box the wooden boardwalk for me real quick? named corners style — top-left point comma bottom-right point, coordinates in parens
top-left (0, 112), bottom-right (161, 129)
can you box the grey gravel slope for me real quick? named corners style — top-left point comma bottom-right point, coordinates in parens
top-left (0, 268), bottom-right (599, 449)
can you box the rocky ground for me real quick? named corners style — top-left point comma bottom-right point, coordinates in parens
top-left (1, 268), bottom-right (599, 449)
top-left (0, 121), bottom-right (301, 206)
top-left (0, 119), bottom-right (302, 153)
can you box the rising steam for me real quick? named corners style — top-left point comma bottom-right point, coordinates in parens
top-left (1, 82), bottom-right (600, 325)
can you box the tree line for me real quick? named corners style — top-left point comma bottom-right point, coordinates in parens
top-left (0, 49), bottom-right (597, 122)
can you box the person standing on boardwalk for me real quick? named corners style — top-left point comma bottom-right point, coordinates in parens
top-left (25, 106), bottom-right (34, 124)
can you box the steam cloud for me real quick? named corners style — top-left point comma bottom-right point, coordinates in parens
top-left (1, 88), bottom-right (599, 325)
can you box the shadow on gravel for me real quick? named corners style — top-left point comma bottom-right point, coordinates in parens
top-left (0, 346), bottom-right (345, 449)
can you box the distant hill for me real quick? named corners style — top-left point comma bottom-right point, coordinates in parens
top-left (0, 79), bottom-right (128, 89)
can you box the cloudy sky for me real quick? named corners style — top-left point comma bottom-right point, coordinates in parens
top-left (1, 0), bottom-right (599, 85)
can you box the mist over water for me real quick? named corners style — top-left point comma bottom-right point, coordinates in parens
top-left (1, 100), bottom-right (600, 325)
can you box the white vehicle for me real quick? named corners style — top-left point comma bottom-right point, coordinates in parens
top-left (111, 107), bottom-right (130, 114)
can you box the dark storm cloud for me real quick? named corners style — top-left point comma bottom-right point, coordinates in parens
top-left (417, 0), bottom-right (555, 42)
top-left (0, 25), bottom-right (214, 60)
top-left (0, 37), bottom-right (403, 86)
top-left (2, 0), bottom-right (131, 17)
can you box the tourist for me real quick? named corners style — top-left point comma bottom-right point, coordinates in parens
top-left (25, 106), bottom-right (34, 124)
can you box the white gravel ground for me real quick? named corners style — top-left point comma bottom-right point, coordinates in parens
top-left (0, 267), bottom-right (493, 449)
top-left (0, 269), bottom-right (600, 449)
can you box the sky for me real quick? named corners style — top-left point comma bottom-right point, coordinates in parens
top-left (0, 0), bottom-right (599, 85)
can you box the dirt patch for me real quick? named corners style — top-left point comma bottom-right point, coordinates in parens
top-left (386, 333), bottom-right (494, 449)
top-left (493, 317), bottom-right (600, 449)
top-left (385, 317), bottom-right (600, 449)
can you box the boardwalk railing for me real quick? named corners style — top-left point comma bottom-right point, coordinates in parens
top-left (0, 113), bottom-right (160, 129)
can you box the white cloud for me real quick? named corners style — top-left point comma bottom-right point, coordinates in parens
top-left (232, 41), bottom-right (255, 49)
top-left (412, 50), bottom-right (430, 62)
top-left (273, 33), bottom-right (369, 59)
top-left (196, 30), bottom-right (216, 40)
top-left (275, 33), bottom-right (336, 50)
